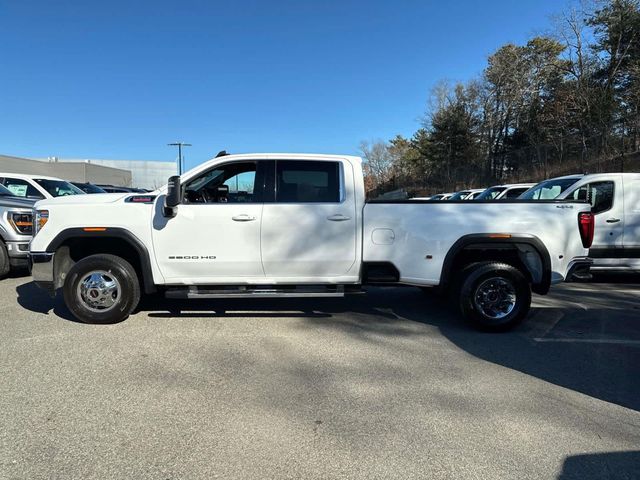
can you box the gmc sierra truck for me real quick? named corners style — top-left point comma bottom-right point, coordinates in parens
top-left (0, 184), bottom-right (34, 276)
top-left (30, 153), bottom-right (594, 331)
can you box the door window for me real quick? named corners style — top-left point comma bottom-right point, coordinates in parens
top-left (0, 177), bottom-right (44, 199)
top-left (223, 171), bottom-right (256, 202)
top-left (569, 181), bottom-right (614, 214)
top-left (183, 162), bottom-right (258, 203)
top-left (275, 161), bottom-right (341, 203)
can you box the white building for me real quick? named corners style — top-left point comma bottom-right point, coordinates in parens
top-left (39, 158), bottom-right (177, 190)
top-left (1, 154), bottom-right (132, 186)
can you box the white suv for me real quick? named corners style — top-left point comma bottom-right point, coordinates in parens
top-left (0, 173), bottom-right (85, 200)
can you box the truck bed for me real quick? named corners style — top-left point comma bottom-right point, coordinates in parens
top-left (363, 199), bottom-right (591, 286)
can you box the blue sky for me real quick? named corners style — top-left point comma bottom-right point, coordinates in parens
top-left (1, 0), bottom-right (566, 170)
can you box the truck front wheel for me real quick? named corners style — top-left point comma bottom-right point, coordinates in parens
top-left (457, 262), bottom-right (531, 332)
top-left (63, 254), bottom-right (141, 324)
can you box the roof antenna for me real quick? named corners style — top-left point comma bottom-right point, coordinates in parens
top-left (216, 150), bottom-right (229, 158)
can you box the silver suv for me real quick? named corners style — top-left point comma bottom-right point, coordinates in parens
top-left (0, 184), bottom-right (34, 276)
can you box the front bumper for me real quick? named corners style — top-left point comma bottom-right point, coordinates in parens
top-left (29, 252), bottom-right (55, 293)
top-left (6, 241), bottom-right (31, 268)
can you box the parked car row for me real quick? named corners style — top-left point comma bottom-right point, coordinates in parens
top-left (0, 172), bottom-right (148, 200)
top-left (423, 183), bottom-right (535, 201)
top-left (72, 183), bottom-right (150, 194)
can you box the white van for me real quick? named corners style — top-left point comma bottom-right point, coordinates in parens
top-left (521, 173), bottom-right (640, 271)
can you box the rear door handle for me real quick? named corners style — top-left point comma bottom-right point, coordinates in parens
top-left (327, 214), bottom-right (351, 222)
top-left (232, 214), bottom-right (256, 222)
top-left (606, 218), bottom-right (621, 223)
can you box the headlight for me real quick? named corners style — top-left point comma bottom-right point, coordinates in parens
top-left (8, 212), bottom-right (33, 235)
top-left (33, 210), bottom-right (49, 236)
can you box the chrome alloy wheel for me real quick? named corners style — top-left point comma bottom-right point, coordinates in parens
top-left (473, 277), bottom-right (517, 320)
top-left (76, 270), bottom-right (121, 312)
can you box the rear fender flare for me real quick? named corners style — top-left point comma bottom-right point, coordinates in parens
top-left (440, 234), bottom-right (552, 295)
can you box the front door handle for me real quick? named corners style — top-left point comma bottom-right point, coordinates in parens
top-left (606, 218), bottom-right (621, 223)
top-left (232, 214), bottom-right (256, 222)
top-left (327, 214), bottom-right (351, 222)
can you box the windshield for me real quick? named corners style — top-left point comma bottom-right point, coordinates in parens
top-left (34, 179), bottom-right (85, 197)
top-left (475, 186), bottom-right (506, 200)
top-left (76, 183), bottom-right (107, 194)
top-left (519, 178), bottom-right (581, 200)
top-left (448, 191), bottom-right (471, 200)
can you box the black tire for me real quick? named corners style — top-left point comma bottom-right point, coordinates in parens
top-left (456, 261), bottom-right (531, 332)
top-left (63, 254), bottom-right (141, 324)
top-left (0, 241), bottom-right (9, 277)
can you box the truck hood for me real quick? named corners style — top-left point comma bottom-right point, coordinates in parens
top-left (0, 195), bottom-right (37, 208)
top-left (34, 192), bottom-right (129, 209)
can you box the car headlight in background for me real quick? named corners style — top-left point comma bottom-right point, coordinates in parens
top-left (33, 210), bottom-right (49, 236)
top-left (9, 212), bottom-right (34, 235)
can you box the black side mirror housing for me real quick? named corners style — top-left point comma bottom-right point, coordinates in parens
top-left (163, 175), bottom-right (181, 217)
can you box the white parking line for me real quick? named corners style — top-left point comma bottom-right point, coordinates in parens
top-left (533, 338), bottom-right (640, 345)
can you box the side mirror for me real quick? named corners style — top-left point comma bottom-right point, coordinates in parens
top-left (163, 175), bottom-right (181, 217)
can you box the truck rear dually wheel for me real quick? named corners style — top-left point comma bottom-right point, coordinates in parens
top-left (63, 254), bottom-right (140, 324)
top-left (457, 262), bottom-right (531, 332)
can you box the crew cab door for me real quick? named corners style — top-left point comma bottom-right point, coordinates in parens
top-left (565, 177), bottom-right (623, 253)
top-left (151, 160), bottom-right (267, 283)
top-left (260, 159), bottom-right (358, 279)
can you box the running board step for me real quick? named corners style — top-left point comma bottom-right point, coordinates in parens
top-left (165, 285), bottom-right (352, 299)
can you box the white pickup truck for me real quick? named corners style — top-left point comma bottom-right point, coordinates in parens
top-left (521, 173), bottom-right (640, 272)
top-left (29, 153), bottom-right (594, 331)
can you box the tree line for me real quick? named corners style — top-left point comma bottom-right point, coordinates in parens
top-left (362, 0), bottom-right (640, 198)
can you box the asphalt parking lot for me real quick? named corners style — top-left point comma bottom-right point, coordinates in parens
top-left (1, 274), bottom-right (639, 480)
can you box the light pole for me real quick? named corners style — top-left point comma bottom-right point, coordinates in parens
top-left (168, 142), bottom-right (192, 175)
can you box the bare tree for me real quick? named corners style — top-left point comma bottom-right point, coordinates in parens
top-left (359, 140), bottom-right (394, 188)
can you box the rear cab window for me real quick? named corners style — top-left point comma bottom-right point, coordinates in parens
top-left (275, 160), bottom-right (342, 203)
